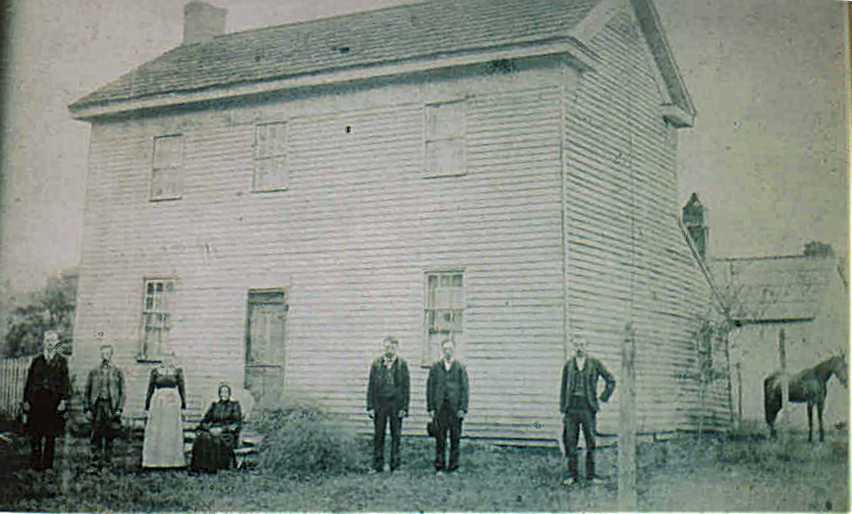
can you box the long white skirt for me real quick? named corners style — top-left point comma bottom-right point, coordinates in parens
top-left (142, 388), bottom-right (186, 468)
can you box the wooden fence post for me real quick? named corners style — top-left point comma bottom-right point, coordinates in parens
top-left (61, 411), bottom-right (70, 498)
top-left (778, 329), bottom-right (788, 438)
top-left (618, 322), bottom-right (637, 511)
top-left (736, 362), bottom-right (743, 428)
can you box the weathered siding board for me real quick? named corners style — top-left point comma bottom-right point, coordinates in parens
top-left (0, 356), bottom-right (32, 418)
top-left (564, 7), bottom-right (727, 434)
top-left (71, 61), bottom-right (582, 440)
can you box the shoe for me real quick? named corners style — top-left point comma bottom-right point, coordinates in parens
top-left (562, 477), bottom-right (579, 486)
top-left (587, 474), bottom-right (606, 485)
top-left (436, 470), bottom-right (444, 477)
top-left (368, 468), bottom-right (381, 475)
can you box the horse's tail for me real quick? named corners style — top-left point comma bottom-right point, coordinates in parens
top-left (764, 373), bottom-right (781, 426)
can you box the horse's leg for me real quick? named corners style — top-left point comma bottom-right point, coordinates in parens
top-left (817, 401), bottom-right (825, 443)
top-left (807, 402), bottom-right (813, 442)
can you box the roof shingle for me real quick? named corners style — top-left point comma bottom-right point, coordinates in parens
top-left (708, 255), bottom-right (841, 322)
top-left (70, 0), bottom-right (602, 110)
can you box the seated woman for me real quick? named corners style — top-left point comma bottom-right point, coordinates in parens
top-left (190, 383), bottom-right (242, 473)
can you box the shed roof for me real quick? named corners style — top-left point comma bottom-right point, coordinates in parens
top-left (708, 255), bottom-right (842, 322)
top-left (69, 0), bottom-right (694, 122)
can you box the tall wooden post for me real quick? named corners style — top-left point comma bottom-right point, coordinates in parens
top-left (618, 322), bottom-right (637, 511)
top-left (61, 410), bottom-right (70, 497)
top-left (778, 329), bottom-right (788, 437)
top-left (736, 362), bottom-right (743, 427)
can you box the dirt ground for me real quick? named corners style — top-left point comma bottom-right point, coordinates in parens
top-left (0, 426), bottom-right (847, 512)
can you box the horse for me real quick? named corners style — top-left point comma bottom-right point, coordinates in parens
top-left (764, 354), bottom-right (848, 442)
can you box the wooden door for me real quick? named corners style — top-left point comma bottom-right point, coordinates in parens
top-left (245, 290), bottom-right (287, 409)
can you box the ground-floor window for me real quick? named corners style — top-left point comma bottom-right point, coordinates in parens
top-left (141, 278), bottom-right (175, 360)
top-left (423, 270), bottom-right (464, 365)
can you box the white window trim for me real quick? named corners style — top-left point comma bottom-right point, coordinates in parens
top-left (149, 134), bottom-right (184, 201)
top-left (138, 277), bottom-right (177, 362)
top-left (252, 121), bottom-right (289, 193)
top-left (423, 99), bottom-right (468, 179)
top-left (422, 269), bottom-right (465, 367)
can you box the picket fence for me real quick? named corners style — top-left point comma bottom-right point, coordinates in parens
top-left (0, 356), bottom-right (32, 419)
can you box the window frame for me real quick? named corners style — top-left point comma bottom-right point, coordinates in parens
top-left (423, 99), bottom-right (467, 178)
top-left (138, 277), bottom-right (177, 362)
top-left (149, 134), bottom-right (184, 201)
top-left (252, 121), bottom-right (289, 193)
top-left (422, 270), bottom-right (465, 366)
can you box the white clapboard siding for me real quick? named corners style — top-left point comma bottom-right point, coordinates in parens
top-left (563, 7), bottom-right (729, 435)
top-left (72, 62), bottom-right (574, 441)
top-left (72, 9), bottom-right (727, 442)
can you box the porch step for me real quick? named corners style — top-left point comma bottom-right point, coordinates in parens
top-left (128, 415), bottom-right (264, 469)
top-left (182, 429), bottom-right (264, 469)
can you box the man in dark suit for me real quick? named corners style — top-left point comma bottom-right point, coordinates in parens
top-left (22, 330), bottom-right (71, 471)
top-left (366, 336), bottom-right (410, 473)
top-left (559, 334), bottom-right (616, 486)
top-left (84, 344), bottom-right (125, 467)
top-left (427, 339), bottom-right (469, 475)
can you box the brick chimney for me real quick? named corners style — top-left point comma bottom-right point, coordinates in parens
top-left (682, 193), bottom-right (709, 260)
top-left (183, 1), bottom-right (227, 45)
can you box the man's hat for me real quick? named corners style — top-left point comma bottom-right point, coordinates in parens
top-left (426, 420), bottom-right (436, 438)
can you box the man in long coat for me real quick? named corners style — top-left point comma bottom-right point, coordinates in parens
top-left (22, 330), bottom-right (71, 470)
top-left (366, 336), bottom-right (410, 473)
top-left (84, 344), bottom-right (125, 466)
top-left (559, 334), bottom-right (616, 485)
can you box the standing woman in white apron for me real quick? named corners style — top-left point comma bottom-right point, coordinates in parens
top-left (142, 353), bottom-right (187, 468)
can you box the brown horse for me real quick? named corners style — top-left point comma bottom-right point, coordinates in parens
top-left (764, 354), bottom-right (848, 442)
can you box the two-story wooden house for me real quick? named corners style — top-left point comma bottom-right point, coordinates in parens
top-left (68, 0), bottom-right (729, 442)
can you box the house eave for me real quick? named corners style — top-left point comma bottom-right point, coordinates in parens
top-left (69, 37), bottom-right (599, 121)
top-left (662, 103), bottom-right (694, 128)
top-left (732, 317), bottom-right (815, 326)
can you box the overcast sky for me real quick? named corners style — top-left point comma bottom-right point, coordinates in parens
top-left (0, 0), bottom-right (848, 298)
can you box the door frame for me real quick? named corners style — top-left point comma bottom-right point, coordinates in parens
top-left (244, 287), bottom-right (289, 406)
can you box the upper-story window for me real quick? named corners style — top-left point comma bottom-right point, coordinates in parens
top-left (425, 100), bottom-right (466, 178)
top-left (150, 135), bottom-right (184, 201)
top-left (254, 122), bottom-right (288, 192)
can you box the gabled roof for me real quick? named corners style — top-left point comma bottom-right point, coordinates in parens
top-left (708, 255), bottom-right (842, 323)
top-left (69, 0), bottom-right (695, 123)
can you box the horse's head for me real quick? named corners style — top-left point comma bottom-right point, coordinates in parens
top-left (833, 353), bottom-right (848, 387)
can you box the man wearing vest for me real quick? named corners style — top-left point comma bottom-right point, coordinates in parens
top-left (84, 344), bottom-right (125, 467)
top-left (427, 339), bottom-right (469, 475)
top-left (366, 336), bottom-right (410, 473)
top-left (559, 334), bottom-right (615, 486)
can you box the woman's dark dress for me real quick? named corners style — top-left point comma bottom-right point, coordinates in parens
top-left (190, 399), bottom-right (242, 472)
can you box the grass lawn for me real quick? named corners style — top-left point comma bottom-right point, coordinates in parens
top-left (0, 427), bottom-right (847, 512)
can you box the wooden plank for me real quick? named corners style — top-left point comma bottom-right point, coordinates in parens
top-left (618, 323), bottom-right (637, 511)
